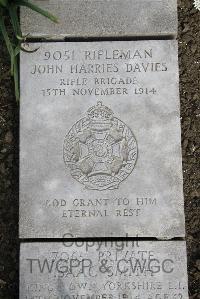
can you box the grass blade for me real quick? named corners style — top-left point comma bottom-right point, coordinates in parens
top-left (8, 3), bottom-right (22, 38)
top-left (0, 10), bottom-right (13, 57)
top-left (14, 44), bottom-right (21, 57)
top-left (16, 0), bottom-right (58, 23)
top-left (20, 45), bottom-right (39, 53)
top-left (0, 1), bottom-right (58, 101)
top-left (0, 0), bottom-right (8, 8)
top-left (13, 55), bottom-right (20, 101)
top-left (0, 10), bottom-right (15, 76)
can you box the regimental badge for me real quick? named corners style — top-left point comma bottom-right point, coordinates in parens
top-left (63, 101), bottom-right (138, 190)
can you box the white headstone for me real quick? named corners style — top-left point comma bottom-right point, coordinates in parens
top-left (20, 0), bottom-right (178, 39)
top-left (20, 241), bottom-right (189, 298)
top-left (20, 40), bottom-right (185, 239)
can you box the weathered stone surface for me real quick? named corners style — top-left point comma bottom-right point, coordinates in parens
top-left (20, 40), bottom-right (185, 238)
top-left (20, 0), bottom-right (178, 39)
top-left (20, 241), bottom-right (189, 298)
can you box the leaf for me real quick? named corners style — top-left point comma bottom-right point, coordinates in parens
top-left (16, 0), bottom-right (58, 23)
top-left (20, 43), bottom-right (40, 53)
top-left (0, 0), bottom-right (8, 8)
top-left (0, 11), bottom-right (14, 57)
top-left (0, 1), bottom-right (58, 101)
top-left (16, 34), bottom-right (25, 40)
top-left (13, 55), bottom-right (20, 101)
top-left (8, 3), bottom-right (22, 38)
top-left (0, 10), bottom-right (17, 80)
top-left (14, 44), bottom-right (21, 56)
top-left (10, 52), bottom-right (14, 75)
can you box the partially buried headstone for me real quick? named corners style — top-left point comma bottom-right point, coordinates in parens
top-left (20, 0), bottom-right (178, 39)
top-left (20, 40), bottom-right (185, 239)
top-left (20, 241), bottom-right (189, 298)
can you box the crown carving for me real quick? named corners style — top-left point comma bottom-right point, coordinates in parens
top-left (87, 101), bottom-right (113, 131)
top-left (87, 101), bottom-right (113, 121)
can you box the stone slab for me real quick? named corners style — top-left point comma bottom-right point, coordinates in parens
top-left (20, 241), bottom-right (189, 299)
top-left (20, 40), bottom-right (185, 239)
top-left (20, 0), bottom-right (178, 39)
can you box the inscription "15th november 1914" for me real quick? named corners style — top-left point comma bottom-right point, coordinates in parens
top-left (29, 48), bottom-right (168, 97)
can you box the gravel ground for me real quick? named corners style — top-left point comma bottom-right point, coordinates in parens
top-left (0, 1), bottom-right (199, 298)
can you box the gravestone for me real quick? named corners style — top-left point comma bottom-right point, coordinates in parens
top-left (20, 0), bottom-right (178, 39)
top-left (20, 241), bottom-right (189, 298)
top-left (20, 40), bottom-right (185, 239)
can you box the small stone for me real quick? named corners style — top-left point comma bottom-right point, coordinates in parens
top-left (0, 279), bottom-right (6, 288)
top-left (0, 163), bottom-right (5, 174)
top-left (183, 24), bottom-right (190, 33)
top-left (191, 44), bottom-right (197, 54)
top-left (4, 131), bottom-right (13, 144)
top-left (8, 270), bottom-right (16, 281)
top-left (1, 148), bottom-right (7, 153)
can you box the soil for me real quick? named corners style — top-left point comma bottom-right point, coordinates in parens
top-left (0, 1), bottom-right (199, 298)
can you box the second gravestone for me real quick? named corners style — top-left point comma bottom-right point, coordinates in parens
top-left (20, 0), bottom-right (178, 39)
top-left (20, 40), bottom-right (185, 239)
top-left (20, 241), bottom-right (189, 299)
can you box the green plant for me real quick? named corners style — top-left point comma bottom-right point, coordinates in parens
top-left (0, 0), bottom-right (58, 101)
